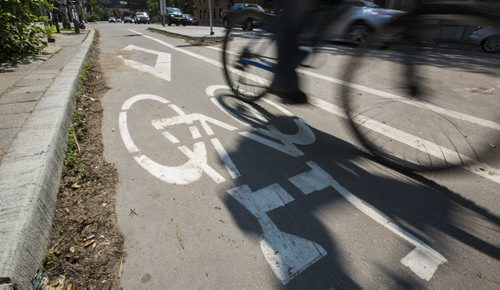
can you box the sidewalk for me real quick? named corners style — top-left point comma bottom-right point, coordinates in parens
top-left (148, 24), bottom-right (226, 40)
top-left (0, 30), bottom-right (94, 287)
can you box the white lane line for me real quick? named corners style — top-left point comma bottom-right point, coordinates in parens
top-left (298, 69), bottom-right (500, 131)
top-left (311, 97), bottom-right (500, 184)
top-left (289, 161), bottom-right (447, 281)
top-left (208, 45), bottom-right (500, 131)
top-left (130, 30), bottom-right (500, 183)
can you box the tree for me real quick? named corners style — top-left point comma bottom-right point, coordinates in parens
top-left (0, 0), bottom-right (52, 63)
top-left (167, 0), bottom-right (195, 13)
top-left (88, 0), bottom-right (104, 21)
top-left (146, 0), bottom-right (160, 18)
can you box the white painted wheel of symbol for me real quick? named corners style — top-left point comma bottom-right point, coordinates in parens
top-left (119, 94), bottom-right (241, 185)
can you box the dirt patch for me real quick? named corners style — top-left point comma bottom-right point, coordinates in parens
top-left (41, 31), bottom-right (125, 288)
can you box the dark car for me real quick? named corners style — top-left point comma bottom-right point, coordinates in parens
top-left (166, 7), bottom-right (186, 26)
top-left (123, 16), bottom-right (134, 23)
top-left (220, 3), bottom-right (266, 30)
top-left (134, 12), bottom-right (150, 24)
top-left (183, 14), bottom-right (198, 26)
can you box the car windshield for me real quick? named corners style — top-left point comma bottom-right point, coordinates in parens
top-left (361, 0), bottom-right (380, 8)
top-left (185, 14), bottom-right (193, 18)
top-left (136, 12), bottom-right (147, 16)
top-left (246, 4), bottom-right (265, 12)
top-left (346, 0), bottom-right (380, 8)
top-left (168, 8), bottom-right (182, 13)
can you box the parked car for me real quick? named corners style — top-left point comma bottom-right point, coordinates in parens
top-left (108, 17), bottom-right (116, 23)
top-left (134, 12), bottom-right (150, 24)
top-left (123, 16), bottom-right (134, 23)
top-left (326, 0), bottom-right (403, 44)
top-left (220, 3), bottom-right (266, 31)
top-left (166, 7), bottom-right (186, 26)
top-left (470, 26), bottom-right (500, 53)
top-left (116, 18), bottom-right (122, 23)
top-left (183, 14), bottom-right (199, 26)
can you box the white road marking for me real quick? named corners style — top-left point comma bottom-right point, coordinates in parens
top-left (178, 143), bottom-right (226, 183)
top-left (211, 44), bottom-right (500, 131)
top-left (119, 94), bottom-right (235, 184)
top-left (227, 184), bottom-right (327, 284)
top-left (288, 161), bottom-right (447, 281)
top-left (211, 138), bottom-right (241, 179)
top-left (152, 113), bottom-right (238, 134)
top-left (206, 85), bottom-right (316, 157)
top-left (119, 44), bottom-right (172, 82)
top-left (298, 68), bottom-right (500, 131)
top-left (162, 131), bottom-right (180, 144)
top-left (130, 31), bottom-right (500, 183)
top-left (169, 104), bottom-right (186, 116)
top-left (189, 126), bottom-right (202, 139)
top-left (311, 97), bottom-right (500, 184)
top-left (119, 111), bottom-right (140, 153)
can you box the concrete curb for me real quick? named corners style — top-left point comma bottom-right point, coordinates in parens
top-left (0, 29), bottom-right (95, 288)
top-left (148, 27), bottom-right (225, 41)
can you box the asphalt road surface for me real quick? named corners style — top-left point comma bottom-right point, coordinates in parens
top-left (95, 23), bottom-right (499, 289)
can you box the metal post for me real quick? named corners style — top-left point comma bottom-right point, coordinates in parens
top-left (160, 0), bottom-right (166, 26)
top-left (208, 0), bottom-right (214, 35)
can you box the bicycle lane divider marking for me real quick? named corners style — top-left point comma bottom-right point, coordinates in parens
top-left (311, 97), bottom-right (500, 184)
top-left (119, 94), bottom-right (242, 185)
top-left (207, 45), bottom-right (500, 131)
top-left (118, 44), bottom-right (172, 82)
top-left (207, 85), bottom-right (446, 282)
top-left (288, 161), bottom-right (447, 281)
top-left (297, 68), bottom-right (500, 131)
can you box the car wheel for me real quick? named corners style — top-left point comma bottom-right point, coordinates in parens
top-left (224, 19), bottom-right (228, 29)
top-left (168, 21), bottom-right (171, 26)
top-left (347, 24), bottom-right (371, 45)
top-left (176, 22), bottom-right (179, 26)
top-left (482, 36), bottom-right (500, 53)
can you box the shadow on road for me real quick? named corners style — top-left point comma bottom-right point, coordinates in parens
top-left (215, 93), bottom-right (500, 288)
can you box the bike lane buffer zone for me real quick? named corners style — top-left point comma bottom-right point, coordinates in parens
top-left (117, 85), bottom-right (446, 284)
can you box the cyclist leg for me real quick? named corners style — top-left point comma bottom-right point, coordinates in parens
top-left (270, 0), bottom-right (314, 104)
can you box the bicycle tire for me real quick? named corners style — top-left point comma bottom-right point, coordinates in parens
top-left (222, 10), bottom-right (276, 102)
top-left (340, 6), bottom-right (500, 172)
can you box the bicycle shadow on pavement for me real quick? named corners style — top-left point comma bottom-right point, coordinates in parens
top-left (214, 93), bottom-right (500, 289)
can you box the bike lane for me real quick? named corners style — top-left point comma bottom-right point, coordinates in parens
top-left (96, 24), bottom-right (500, 288)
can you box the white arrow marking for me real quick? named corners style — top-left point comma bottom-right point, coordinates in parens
top-left (118, 44), bottom-right (171, 82)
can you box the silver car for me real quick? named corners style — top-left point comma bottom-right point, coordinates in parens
top-left (326, 0), bottom-right (403, 44)
top-left (470, 26), bottom-right (500, 53)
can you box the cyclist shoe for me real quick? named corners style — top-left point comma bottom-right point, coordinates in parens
top-left (268, 86), bottom-right (309, 104)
